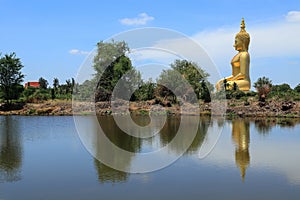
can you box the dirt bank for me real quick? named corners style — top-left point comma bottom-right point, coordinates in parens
top-left (0, 99), bottom-right (299, 118)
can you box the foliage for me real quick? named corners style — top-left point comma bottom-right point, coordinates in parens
top-left (111, 68), bottom-right (142, 101)
top-left (264, 83), bottom-right (300, 101)
top-left (233, 82), bottom-right (238, 91)
top-left (53, 78), bottom-right (59, 89)
top-left (74, 80), bottom-right (96, 101)
top-left (271, 83), bottom-right (292, 94)
top-left (93, 40), bottom-right (129, 75)
top-left (39, 77), bottom-right (48, 89)
top-left (93, 40), bottom-right (142, 102)
top-left (294, 84), bottom-right (300, 93)
top-left (22, 88), bottom-right (50, 103)
top-left (227, 90), bottom-right (246, 99)
top-left (171, 60), bottom-right (210, 100)
top-left (131, 80), bottom-right (156, 101)
top-left (0, 53), bottom-right (25, 104)
top-left (156, 69), bottom-right (183, 102)
top-left (21, 77), bottom-right (75, 102)
top-left (253, 76), bottom-right (272, 102)
top-left (22, 87), bottom-right (37, 101)
top-left (156, 59), bottom-right (212, 103)
top-left (223, 79), bottom-right (229, 91)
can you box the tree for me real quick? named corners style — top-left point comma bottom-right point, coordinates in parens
top-left (65, 79), bottom-right (72, 94)
top-left (156, 70), bottom-right (180, 102)
top-left (294, 84), bottom-right (300, 93)
top-left (51, 88), bottom-right (55, 100)
top-left (233, 82), bottom-right (238, 91)
top-left (156, 59), bottom-right (211, 103)
top-left (133, 80), bottom-right (156, 101)
top-left (223, 78), bottom-right (229, 91)
top-left (0, 53), bottom-right (25, 104)
top-left (39, 77), bottom-right (48, 89)
top-left (171, 60), bottom-right (210, 100)
top-left (93, 40), bottom-right (141, 101)
top-left (253, 76), bottom-right (272, 102)
top-left (271, 83), bottom-right (292, 93)
top-left (53, 78), bottom-right (59, 89)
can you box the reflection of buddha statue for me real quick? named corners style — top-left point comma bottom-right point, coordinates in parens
top-left (216, 18), bottom-right (251, 91)
top-left (231, 119), bottom-right (250, 182)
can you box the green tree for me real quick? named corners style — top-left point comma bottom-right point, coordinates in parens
top-left (223, 78), bottom-right (229, 91)
top-left (156, 69), bottom-right (183, 102)
top-left (233, 82), bottom-right (238, 91)
top-left (39, 77), bottom-right (48, 89)
top-left (65, 79), bottom-right (72, 94)
top-left (156, 59), bottom-right (211, 103)
top-left (75, 79), bottom-right (96, 101)
top-left (53, 78), bottom-right (59, 89)
top-left (133, 80), bottom-right (156, 101)
top-left (0, 53), bottom-right (25, 104)
top-left (51, 88), bottom-right (55, 100)
top-left (294, 84), bottom-right (300, 93)
top-left (271, 83), bottom-right (292, 93)
top-left (171, 60), bottom-right (210, 99)
top-left (93, 40), bottom-right (141, 101)
top-left (253, 76), bottom-right (272, 102)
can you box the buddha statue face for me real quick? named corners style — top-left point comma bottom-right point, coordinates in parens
top-left (234, 18), bottom-right (250, 52)
top-left (234, 37), bottom-right (244, 51)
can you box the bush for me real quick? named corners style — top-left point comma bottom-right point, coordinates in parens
top-left (22, 88), bottom-right (50, 103)
top-left (294, 84), bottom-right (300, 93)
top-left (253, 77), bottom-right (272, 102)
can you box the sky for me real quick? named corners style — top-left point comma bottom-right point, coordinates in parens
top-left (1, 0), bottom-right (300, 88)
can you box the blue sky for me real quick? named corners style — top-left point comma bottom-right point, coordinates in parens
top-left (1, 0), bottom-right (300, 88)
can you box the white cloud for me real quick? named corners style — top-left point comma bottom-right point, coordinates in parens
top-left (122, 11), bottom-right (300, 87)
top-left (120, 13), bottom-right (154, 26)
top-left (286, 11), bottom-right (300, 22)
top-left (137, 11), bottom-right (300, 73)
top-left (69, 49), bottom-right (90, 55)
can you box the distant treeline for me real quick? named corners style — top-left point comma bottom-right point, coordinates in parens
top-left (1, 41), bottom-right (300, 105)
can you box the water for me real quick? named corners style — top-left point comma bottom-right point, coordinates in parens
top-left (0, 115), bottom-right (300, 200)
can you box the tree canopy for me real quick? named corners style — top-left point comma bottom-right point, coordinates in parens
top-left (253, 76), bottom-right (272, 102)
top-left (39, 77), bottom-right (48, 89)
top-left (0, 53), bottom-right (24, 104)
top-left (93, 40), bottom-right (142, 102)
top-left (156, 59), bottom-right (212, 102)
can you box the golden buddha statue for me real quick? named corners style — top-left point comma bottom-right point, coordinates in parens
top-left (216, 18), bottom-right (251, 91)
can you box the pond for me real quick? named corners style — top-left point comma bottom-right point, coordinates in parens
top-left (0, 115), bottom-right (300, 200)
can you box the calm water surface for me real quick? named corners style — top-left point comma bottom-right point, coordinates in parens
top-left (0, 115), bottom-right (300, 200)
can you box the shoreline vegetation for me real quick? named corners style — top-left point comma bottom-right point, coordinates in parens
top-left (1, 42), bottom-right (300, 119)
top-left (0, 98), bottom-right (299, 118)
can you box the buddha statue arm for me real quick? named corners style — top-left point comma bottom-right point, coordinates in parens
top-left (225, 75), bottom-right (234, 81)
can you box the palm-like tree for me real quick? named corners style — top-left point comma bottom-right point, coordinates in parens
top-left (53, 78), bottom-right (59, 90)
top-left (253, 76), bottom-right (272, 102)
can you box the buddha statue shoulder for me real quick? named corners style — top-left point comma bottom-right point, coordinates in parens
top-left (216, 18), bottom-right (251, 91)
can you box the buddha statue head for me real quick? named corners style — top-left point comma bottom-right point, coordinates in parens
top-left (234, 18), bottom-right (250, 52)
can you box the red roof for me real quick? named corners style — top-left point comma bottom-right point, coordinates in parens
top-left (25, 82), bottom-right (40, 89)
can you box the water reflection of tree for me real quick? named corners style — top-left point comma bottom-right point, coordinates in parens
top-left (97, 116), bottom-right (142, 152)
top-left (92, 115), bottom-right (211, 182)
top-left (92, 116), bottom-right (142, 183)
top-left (94, 159), bottom-right (128, 183)
top-left (254, 119), bottom-right (274, 134)
top-left (254, 118), bottom-right (300, 134)
top-left (277, 118), bottom-right (300, 128)
top-left (0, 116), bottom-right (22, 182)
top-left (159, 116), bottom-right (211, 154)
top-left (232, 119), bottom-right (250, 182)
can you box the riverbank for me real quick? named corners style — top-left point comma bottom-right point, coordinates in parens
top-left (0, 99), bottom-right (299, 118)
